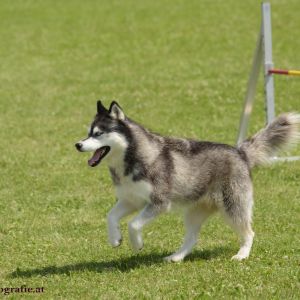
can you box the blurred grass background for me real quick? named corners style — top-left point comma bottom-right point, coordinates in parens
top-left (0, 0), bottom-right (299, 298)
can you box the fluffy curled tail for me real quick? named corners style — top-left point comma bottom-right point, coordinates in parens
top-left (239, 113), bottom-right (300, 168)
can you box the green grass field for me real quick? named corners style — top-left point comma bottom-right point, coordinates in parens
top-left (1, 0), bottom-right (300, 298)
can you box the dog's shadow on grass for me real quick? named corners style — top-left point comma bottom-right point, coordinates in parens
top-left (10, 246), bottom-right (231, 278)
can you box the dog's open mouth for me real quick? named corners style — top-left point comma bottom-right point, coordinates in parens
top-left (88, 146), bottom-right (110, 167)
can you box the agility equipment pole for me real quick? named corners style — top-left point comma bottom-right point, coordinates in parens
top-left (236, 2), bottom-right (300, 162)
top-left (237, 2), bottom-right (274, 146)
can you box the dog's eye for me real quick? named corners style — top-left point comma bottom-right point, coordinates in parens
top-left (94, 132), bottom-right (103, 137)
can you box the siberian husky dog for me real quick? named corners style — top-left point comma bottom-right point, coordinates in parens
top-left (75, 101), bottom-right (300, 262)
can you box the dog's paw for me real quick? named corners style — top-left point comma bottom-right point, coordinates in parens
top-left (108, 227), bottom-right (122, 248)
top-left (131, 241), bottom-right (144, 252)
top-left (110, 238), bottom-right (122, 248)
top-left (134, 245), bottom-right (144, 252)
top-left (130, 238), bottom-right (144, 251)
top-left (128, 225), bottom-right (144, 251)
top-left (164, 254), bottom-right (184, 263)
top-left (231, 254), bottom-right (248, 261)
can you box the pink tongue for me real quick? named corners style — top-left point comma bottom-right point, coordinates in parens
top-left (88, 148), bottom-right (104, 166)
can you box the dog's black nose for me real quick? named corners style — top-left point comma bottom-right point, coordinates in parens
top-left (75, 143), bottom-right (83, 151)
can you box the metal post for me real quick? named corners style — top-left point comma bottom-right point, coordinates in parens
top-left (262, 2), bottom-right (276, 124)
top-left (236, 29), bottom-right (263, 145)
top-left (236, 2), bottom-right (300, 162)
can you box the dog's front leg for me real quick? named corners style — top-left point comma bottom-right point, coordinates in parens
top-left (107, 200), bottom-right (137, 247)
top-left (128, 204), bottom-right (161, 251)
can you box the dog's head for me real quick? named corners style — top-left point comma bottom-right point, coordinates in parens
top-left (75, 101), bottom-right (129, 167)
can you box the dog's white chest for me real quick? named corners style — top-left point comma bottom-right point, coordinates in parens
top-left (115, 177), bottom-right (152, 207)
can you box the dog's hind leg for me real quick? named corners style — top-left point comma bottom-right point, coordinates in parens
top-left (164, 206), bottom-right (213, 262)
top-left (107, 200), bottom-right (138, 247)
top-left (230, 222), bottom-right (254, 261)
top-left (222, 187), bottom-right (255, 261)
top-left (128, 204), bottom-right (162, 251)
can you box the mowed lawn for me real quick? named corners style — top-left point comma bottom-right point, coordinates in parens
top-left (1, 0), bottom-right (300, 298)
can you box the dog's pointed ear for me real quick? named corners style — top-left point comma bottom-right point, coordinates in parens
top-left (109, 101), bottom-right (125, 120)
top-left (97, 100), bottom-right (108, 115)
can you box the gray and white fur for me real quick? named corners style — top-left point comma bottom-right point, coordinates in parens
top-left (75, 101), bottom-right (300, 262)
